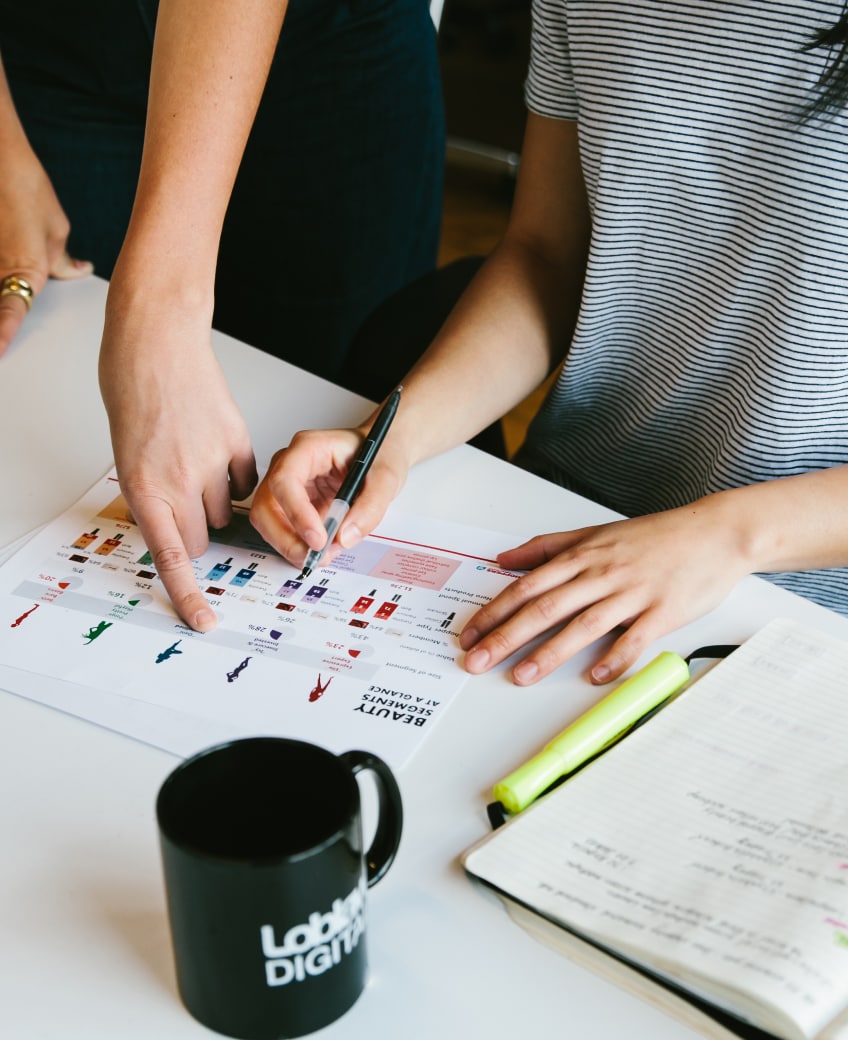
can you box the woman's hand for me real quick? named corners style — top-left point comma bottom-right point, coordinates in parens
top-left (99, 289), bottom-right (257, 631)
top-left (0, 152), bottom-right (92, 357)
top-left (250, 424), bottom-right (409, 569)
top-left (460, 498), bottom-right (752, 685)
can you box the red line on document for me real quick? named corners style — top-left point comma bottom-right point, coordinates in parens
top-left (368, 533), bottom-right (498, 565)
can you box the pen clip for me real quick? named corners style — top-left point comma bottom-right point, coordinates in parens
top-left (685, 644), bottom-right (738, 666)
top-left (487, 801), bottom-right (508, 830)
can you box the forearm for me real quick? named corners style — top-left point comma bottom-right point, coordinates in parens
top-left (387, 113), bottom-right (591, 466)
top-left (0, 54), bottom-right (39, 172)
top-left (111, 0), bottom-right (287, 310)
top-left (390, 244), bottom-right (572, 461)
top-left (700, 465), bottom-right (848, 574)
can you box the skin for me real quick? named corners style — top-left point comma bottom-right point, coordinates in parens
top-left (250, 112), bottom-right (848, 686)
top-left (0, 58), bottom-right (93, 357)
top-left (98, 0), bottom-right (291, 631)
top-left (2, 1), bottom-right (289, 630)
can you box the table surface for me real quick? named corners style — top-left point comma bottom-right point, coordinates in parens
top-left (3, 277), bottom-right (846, 1039)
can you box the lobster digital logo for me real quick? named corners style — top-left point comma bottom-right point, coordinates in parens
top-left (261, 880), bottom-right (365, 987)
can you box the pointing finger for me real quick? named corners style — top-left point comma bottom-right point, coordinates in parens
top-left (132, 495), bottom-right (217, 632)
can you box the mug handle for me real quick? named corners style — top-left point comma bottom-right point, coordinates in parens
top-left (339, 750), bottom-right (403, 886)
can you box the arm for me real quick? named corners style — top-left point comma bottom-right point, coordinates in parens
top-left (0, 55), bottom-right (92, 357)
top-left (460, 464), bottom-right (848, 687)
top-left (99, 0), bottom-right (288, 630)
top-left (250, 113), bottom-right (592, 560)
top-left (255, 110), bottom-right (848, 688)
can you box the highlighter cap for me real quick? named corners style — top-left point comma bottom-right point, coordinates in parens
top-left (494, 750), bottom-right (566, 815)
top-left (493, 651), bottom-right (689, 815)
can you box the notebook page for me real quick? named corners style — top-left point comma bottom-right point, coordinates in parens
top-left (464, 619), bottom-right (848, 1040)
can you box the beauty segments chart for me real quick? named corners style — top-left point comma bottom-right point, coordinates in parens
top-left (0, 471), bottom-right (522, 768)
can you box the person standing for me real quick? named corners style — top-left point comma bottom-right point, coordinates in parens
top-left (0, 0), bottom-right (444, 630)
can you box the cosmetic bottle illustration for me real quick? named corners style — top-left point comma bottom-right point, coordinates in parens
top-left (351, 589), bottom-right (377, 614)
top-left (206, 556), bottom-right (233, 581)
top-left (375, 594), bottom-right (401, 620)
top-left (276, 578), bottom-right (302, 598)
top-left (94, 533), bottom-right (124, 556)
top-left (71, 527), bottom-right (99, 550)
top-left (230, 562), bottom-right (258, 587)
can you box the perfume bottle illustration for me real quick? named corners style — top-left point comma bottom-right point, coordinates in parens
top-left (71, 527), bottom-right (99, 549)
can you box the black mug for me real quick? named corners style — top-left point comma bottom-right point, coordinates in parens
top-left (156, 737), bottom-right (403, 1039)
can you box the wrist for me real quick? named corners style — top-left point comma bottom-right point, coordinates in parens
top-left (105, 245), bottom-right (215, 343)
top-left (697, 479), bottom-right (831, 576)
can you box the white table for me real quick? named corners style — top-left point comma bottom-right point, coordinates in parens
top-left (3, 277), bottom-right (846, 1038)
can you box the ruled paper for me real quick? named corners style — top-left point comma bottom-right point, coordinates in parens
top-left (465, 619), bottom-right (848, 1040)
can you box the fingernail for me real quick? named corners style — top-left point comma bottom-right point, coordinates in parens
top-left (459, 627), bottom-right (479, 650)
top-left (464, 646), bottom-right (490, 673)
top-left (338, 522), bottom-right (362, 548)
top-left (194, 608), bottom-right (217, 632)
top-left (74, 258), bottom-right (94, 273)
top-left (513, 660), bottom-right (539, 685)
top-left (591, 664), bottom-right (611, 683)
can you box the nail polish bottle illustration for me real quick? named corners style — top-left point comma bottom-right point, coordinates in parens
top-left (351, 589), bottom-right (377, 615)
top-left (277, 578), bottom-right (302, 598)
top-left (71, 527), bottom-right (99, 550)
top-left (206, 556), bottom-right (233, 581)
top-left (94, 533), bottom-right (124, 556)
top-left (230, 562), bottom-right (258, 587)
top-left (375, 594), bottom-right (401, 620)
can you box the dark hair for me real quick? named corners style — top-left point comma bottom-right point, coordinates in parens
top-left (802, 6), bottom-right (848, 120)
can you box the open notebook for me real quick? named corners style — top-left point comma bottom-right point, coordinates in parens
top-left (463, 618), bottom-right (848, 1040)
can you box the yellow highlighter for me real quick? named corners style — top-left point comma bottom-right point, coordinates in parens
top-left (493, 651), bottom-right (690, 815)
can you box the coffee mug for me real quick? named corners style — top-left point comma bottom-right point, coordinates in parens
top-left (156, 736), bottom-right (403, 1039)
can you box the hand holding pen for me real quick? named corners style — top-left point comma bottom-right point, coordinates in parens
top-left (249, 388), bottom-right (404, 575)
top-left (296, 386), bottom-right (402, 578)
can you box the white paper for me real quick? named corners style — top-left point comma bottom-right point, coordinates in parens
top-left (0, 470), bottom-right (521, 770)
top-left (465, 619), bottom-right (848, 1040)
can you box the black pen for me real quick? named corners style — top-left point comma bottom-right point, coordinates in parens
top-left (297, 386), bottom-right (403, 580)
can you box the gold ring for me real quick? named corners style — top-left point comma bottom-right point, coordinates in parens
top-left (0, 275), bottom-right (34, 312)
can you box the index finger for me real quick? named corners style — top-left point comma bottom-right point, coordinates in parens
top-left (336, 457), bottom-right (404, 550)
top-left (260, 431), bottom-right (362, 548)
top-left (134, 496), bottom-right (217, 631)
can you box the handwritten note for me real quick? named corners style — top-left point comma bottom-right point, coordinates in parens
top-left (464, 620), bottom-right (848, 1040)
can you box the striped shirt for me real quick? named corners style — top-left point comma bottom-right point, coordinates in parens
top-left (516, 0), bottom-right (848, 613)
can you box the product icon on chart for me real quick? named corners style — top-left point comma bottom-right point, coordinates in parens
top-left (309, 674), bottom-right (333, 703)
